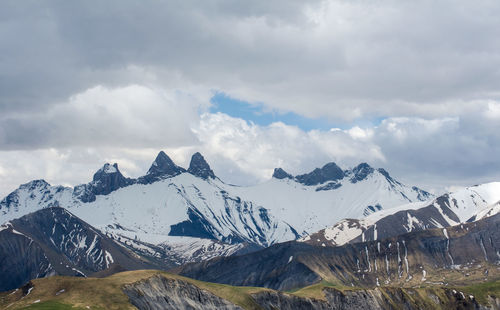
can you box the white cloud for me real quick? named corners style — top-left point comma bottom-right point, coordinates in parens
top-left (1, 108), bottom-right (500, 198)
top-left (485, 101), bottom-right (500, 119)
top-left (191, 113), bottom-right (385, 184)
top-left (0, 84), bottom-right (208, 149)
top-left (346, 126), bottom-right (373, 140)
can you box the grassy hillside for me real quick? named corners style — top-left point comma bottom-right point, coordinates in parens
top-left (0, 270), bottom-right (267, 310)
top-left (1, 270), bottom-right (499, 310)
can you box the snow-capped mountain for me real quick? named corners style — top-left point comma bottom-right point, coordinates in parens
top-left (228, 162), bottom-right (432, 234)
top-left (0, 151), bottom-right (433, 258)
top-left (0, 207), bottom-right (159, 291)
top-left (302, 182), bottom-right (500, 247)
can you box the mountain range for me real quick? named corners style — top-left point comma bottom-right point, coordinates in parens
top-left (1, 150), bottom-right (500, 308)
top-left (0, 151), bottom-right (433, 256)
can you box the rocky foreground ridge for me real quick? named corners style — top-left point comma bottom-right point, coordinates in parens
top-left (1, 270), bottom-right (499, 310)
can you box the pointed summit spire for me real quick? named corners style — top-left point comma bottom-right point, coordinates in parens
top-left (272, 168), bottom-right (293, 180)
top-left (188, 152), bottom-right (215, 180)
top-left (147, 151), bottom-right (184, 176)
top-left (349, 163), bottom-right (374, 183)
top-left (139, 151), bottom-right (186, 184)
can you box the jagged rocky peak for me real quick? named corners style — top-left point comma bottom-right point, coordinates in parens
top-left (19, 179), bottom-right (51, 191)
top-left (148, 151), bottom-right (185, 177)
top-left (137, 151), bottom-right (186, 184)
top-left (272, 168), bottom-right (293, 180)
top-left (349, 162), bottom-right (375, 183)
top-left (188, 152), bottom-right (215, 180)
top-left (93, 163), bottom-right (125, 182)
top-left (74, 163), bottom-right (133, 203)
top-left (295, 162), bottom-right (344, 186)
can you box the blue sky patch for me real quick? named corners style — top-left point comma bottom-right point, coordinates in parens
top-left (209, 92), bottom-right (337, 131)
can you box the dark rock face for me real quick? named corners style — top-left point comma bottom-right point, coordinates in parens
top-left (188, 152), bottom-right (215, 180)
top-left (91, 163), bottom-right (133, 195)
top-left (139, 151), bottom-right (186, 184)
top-left (176, 242), bottom-right (321, 291)
top-left (316, 182), bottom-right (342, 192)
top-left (0, 224), bottom-right (52, 292)
top-left (0, 207), bottom-right (164, 291)
top-left (169, 208), bottom-right (220, 240)
top-left (362, 204), bottom-right (382, 216)
top-left (272, 168), bottom-right (293, 180)
top-left (177, 213), bottom-right (500, 291)
top-left (74, 163), bottom-right (133, 202)
top-left (296, 163), bottom-right (345, 186)
top-left (123, 275), bottom-right (243, 310)
top-left (349, 163), bottom-right (374, 183)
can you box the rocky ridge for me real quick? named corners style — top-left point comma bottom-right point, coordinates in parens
top-left (176, 212), bottom-right (500, 291)
top-left (0, 207), bottom-right (162, 291)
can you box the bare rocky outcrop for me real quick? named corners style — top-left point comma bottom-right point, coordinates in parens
top-left (252, 287), bottom-right (488, 310)
top-left (123, 275), bottom-right (243, 310)
top-left (124, 275), bottom-right (495, 310)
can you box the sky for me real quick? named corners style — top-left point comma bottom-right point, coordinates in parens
top-left (1, 0), bottom-right (500, 197)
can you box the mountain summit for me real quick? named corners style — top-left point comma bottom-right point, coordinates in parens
top-left (295, 162), bottom-right (345, 186)
top-left (92, 163), bottom-right (132, 195)
top-left (139, 151), bottom-right (186, 184)
top-left (272, 168), bottom-right (293, 180)
top-left (272, 162), bottom-right (345, 185)
top-left (74, 163), bottom-right (133, 202)
top-left (188, 152), bottom-right (215, 180)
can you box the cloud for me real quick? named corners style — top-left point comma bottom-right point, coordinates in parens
top-left (189, 110), bottom-right (500, 191)
top-left (1, 1), bottom-right (500, 197)
top-left (1, 107), bottom-right (500, 197)
top-left (190, 113), bottom-right (385, 184)
top-left (0, 85), bottom-right (207, 150)
top-left (2, 0), bottom-right (500, 121)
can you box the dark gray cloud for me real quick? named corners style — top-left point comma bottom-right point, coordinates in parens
top-left (2, 0), bottom-right (500, 119)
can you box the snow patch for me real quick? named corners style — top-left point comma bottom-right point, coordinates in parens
top-left (105, 250), bottom-right (114, 267)
top-left (443, 228), bottom-right (449, 239)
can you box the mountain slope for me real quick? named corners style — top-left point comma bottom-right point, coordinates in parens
top-left (302, 182), bottom-right (500, 247)
top-left (175, 211), bottom-right (500, 291)
top-left (0, 207), bottom-right (162, 291)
